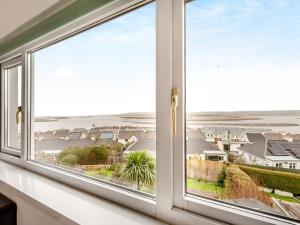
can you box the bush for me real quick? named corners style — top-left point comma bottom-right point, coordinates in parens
top-left (61, 154), bottom-right (78, 165)
top-left (112, 164), bottom-right (123, 178)
top-left (239, 165), bottom-right (300, 195)
top-left (112, 143), bottom-right (123, 153)
top-left (58, 145), bottom-right (110, 165)
top-left (108, 163), bottom-right (118, 171)
top-left (217, 166), bottom-right (226, 187)
top-left (223, 165), bottom-right (272, 206)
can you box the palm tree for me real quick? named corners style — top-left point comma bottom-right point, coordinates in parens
top-left (122, 151), bottom-right (155, 191)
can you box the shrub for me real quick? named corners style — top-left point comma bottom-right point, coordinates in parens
top-left (61, 154), bottom-right (78, 166)
top-left (122, 151), bottom-right (155, 190)
top-left (223, 165), bottom-right (272, 206)
top-left (239, 165), bottom-right (300, 195)
top-left (109, 163), bottom-right (119, 171)
top-left (112, 164), bottom-right (123, 178)
top-left (112, 143), bottom-right (123, 153)
top-left (217, 166), bottom-right (227, 188)
top-left (58, 145), bottom-right (110, 165)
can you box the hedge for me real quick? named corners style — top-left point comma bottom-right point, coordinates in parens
top-left (61, 154), bottom-right (78, 165)
top-left (235, 163), bottom-right (300, 174)
top-left (239, 165), bottom-right (300, 195)
top-left (58, 145), bottom-right (110, 165)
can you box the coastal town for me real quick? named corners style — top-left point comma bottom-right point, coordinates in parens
top-left (34, 126), bottom-right (300, 170)
top-left (31, 111), bottom-right (300, 221)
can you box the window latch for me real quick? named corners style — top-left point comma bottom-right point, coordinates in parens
top-left (16, 106), bottom-right (22, 124)
top-left (171, 88), bottom-right (178, 135)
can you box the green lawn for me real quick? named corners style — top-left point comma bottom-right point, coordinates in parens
top-left (267, 193), bottom-right (299, 203)
top-left (187, 178), bottom-right (223, 193)
top-left (85, 169), bottom-right (114, 179)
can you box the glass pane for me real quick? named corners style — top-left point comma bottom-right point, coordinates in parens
top-left (32, 3), bottom-right (156, 196)
top-left (6, 65), bottom-right (22, 150)
top-left (186, 0), bottom-right (300, 221)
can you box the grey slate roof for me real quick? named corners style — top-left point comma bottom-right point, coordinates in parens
top-left (238, 133), bottom-right (266, 159)
top-left (186, 138), bottom-right (219, 154)
top-left (126, 138), bottom-right (156, 153)
top-left (69, 132), bottom-right (82, 140)
top-left (186, 130), bottom-right (205, 139)
top-left (117, 130), bottom-right (155, 140)
top-left (125, 137), bottom-right (220, 155)
top-left (35, 139), bottom-right (91, 151)
top-left (100, 132), bottom-right (114, 139)
top-left (38, 130), bottom-right (70, 139)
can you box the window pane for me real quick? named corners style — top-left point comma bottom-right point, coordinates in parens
top-left (186, 0), bottom-right (300, 221)
top-left (5, 65), bottom-right (22, 150)
top-left (32, 3), bottom-right (156, 196)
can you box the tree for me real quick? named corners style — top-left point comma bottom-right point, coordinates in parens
top-left (61, 154), bottom-right (78, 166)
top-left (122, 151), bottom-right (155, 191)
top-left (58, 145), bottom-right (110, 165)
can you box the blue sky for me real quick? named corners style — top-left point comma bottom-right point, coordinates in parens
top-left (186, 0), bottom-right (300, 112)
top-left (34, 1), bottom-right (300, 116)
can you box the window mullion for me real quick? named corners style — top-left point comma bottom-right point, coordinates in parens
top-left (155, 0), bottom-right (174, 217)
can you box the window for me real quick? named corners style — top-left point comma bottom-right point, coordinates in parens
top-left (185, 0), bottom-right (300, 222)
top-left (30, 2), bottom-right (156, 196)
top-left (1, 0), bottom-right (299, 224)
top-left (1, 58), bottom-right (22, 156)
top-left (289, 163), bottom-right (296, 169)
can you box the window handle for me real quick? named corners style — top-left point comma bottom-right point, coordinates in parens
top-left (16, 106), bottom-right (22, 124)
top-left (172, 88), bottom-right (178, 135)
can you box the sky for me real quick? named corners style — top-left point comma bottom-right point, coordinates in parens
top-left (34, 0), bottom-right (300, 116)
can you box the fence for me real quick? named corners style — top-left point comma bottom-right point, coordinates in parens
top-left (187, 159), bottom-right (224, 182)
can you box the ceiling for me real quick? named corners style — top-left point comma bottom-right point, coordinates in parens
top-left (0, 0), bottom-right (73, 42)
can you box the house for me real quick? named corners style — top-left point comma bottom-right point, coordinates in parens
top-left (186, 138), bottom-right (227, 162)
top-left (36, 129), bottom-right (70, 140)
top-left (237, 133), bottom-right (300, 169)
top-left (124, 138), bottom-right (156, 157)
top-left (89, 131), bottom-right (116, 142)
top-left (202, 127), bottom-right (248, 152)
top-left (237, 133), bottom-right (270, 166)
top-left (68, 128), bottom-right (88, 140)
top-left (124, 136), bottom-right (227, 162)
top-left (265, 140), bottom-right (300, 169)
top-left (34, 139), bottom-right (92, 160)
top-left (116, 129), bottom-right (155, 144)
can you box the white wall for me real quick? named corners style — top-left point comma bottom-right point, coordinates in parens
top-left (0, 182), bottom-right (74, 225)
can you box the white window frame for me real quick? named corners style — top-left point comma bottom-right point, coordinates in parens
top-left (172, 0), bottom-right (299, 225)
top-left (1, 56), bottom-right (24, 157)
top-left (0, 0), bottom-right (299, 225)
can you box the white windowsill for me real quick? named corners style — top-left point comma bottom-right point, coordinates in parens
top-left (0, 160), bottom-right (167, 225)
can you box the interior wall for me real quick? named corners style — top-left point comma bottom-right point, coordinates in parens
top-left (0, 182), bottom-right (76, 225)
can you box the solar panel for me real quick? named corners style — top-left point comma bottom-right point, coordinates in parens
top-left (267, 148), bottom-right (289, 156)
top-left (290, 149), bottom-right (300, 158)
